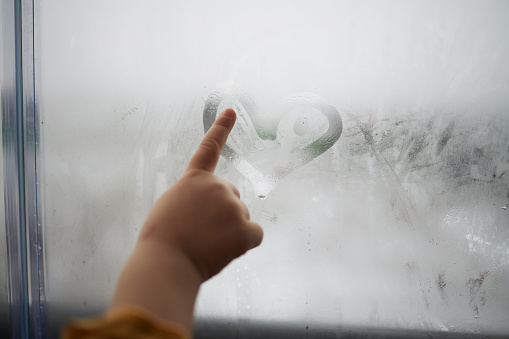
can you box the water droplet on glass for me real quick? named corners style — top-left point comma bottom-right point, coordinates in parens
top-left (294, 117), bottom-right (308, 136)
top-left (501, 205), bottom-right (508, 210)
top-left (258, 195), bottom-right (266, 200)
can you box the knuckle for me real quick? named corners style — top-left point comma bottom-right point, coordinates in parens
top-left (215, 116), bottom-right (232, 129)
top-left (231, 200), bottom-right (247, 218)
top-left (217, 200), bottom-right (242, 220)
top-left (237, 231), bottom-right (254, 252)
top-left (232, 186), bottom-right (241, 198)
top-left (209, 180), bottom-right (230, 196)
top-left (200, 138), bottom-right (221, 156)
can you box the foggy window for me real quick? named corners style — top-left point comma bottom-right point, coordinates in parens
top-left (31, 0), bottom-right (509, 337)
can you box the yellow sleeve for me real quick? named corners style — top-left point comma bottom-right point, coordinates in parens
top-left (62, 306), bottom-right (191, 339)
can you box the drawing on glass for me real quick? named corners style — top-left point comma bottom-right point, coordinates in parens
top-left (203, 82), bottom-right (343, 198)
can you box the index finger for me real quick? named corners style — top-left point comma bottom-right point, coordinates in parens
top-left (186, 108), bottom-right (236, 173)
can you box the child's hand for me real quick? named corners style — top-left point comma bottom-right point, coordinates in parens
top-left (109, 109), bottom-right (263, 331)
top-left (140, 108), bottom-right (264, 280)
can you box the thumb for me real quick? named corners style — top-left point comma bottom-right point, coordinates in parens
top-left (186, 109), bottom-right (236, 173)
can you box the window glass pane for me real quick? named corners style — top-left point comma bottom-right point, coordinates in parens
top-left (39, 0), bottom-right (509, 337)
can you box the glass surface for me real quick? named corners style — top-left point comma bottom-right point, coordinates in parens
top-left (39, 0), bottom-right (509, 337)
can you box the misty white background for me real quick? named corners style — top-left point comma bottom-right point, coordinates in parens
top-left (37, 0), bottom-right (509, 336)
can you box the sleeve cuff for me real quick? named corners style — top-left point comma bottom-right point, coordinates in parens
top-left (62, 306), bottom-right (191, 339)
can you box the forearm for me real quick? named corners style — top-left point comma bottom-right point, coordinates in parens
top-left (109, 238), bottom-right (202, 331)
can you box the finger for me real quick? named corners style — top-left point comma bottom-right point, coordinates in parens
top-left (226, 183), bottom-right (249, 219)
top-left (187, 109), bottom-right (236, 173)
top-left (240, 200), bottom-right (250, 220)
top-left (246, 222), bottom-right (264, 249)
top-left (231, 184), bottom-right (241, 199)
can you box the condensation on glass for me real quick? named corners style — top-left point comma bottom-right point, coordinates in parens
top-left (37, 0), bottom-right (509, 337)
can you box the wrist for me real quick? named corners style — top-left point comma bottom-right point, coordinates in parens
top-left (109, 238), bottom-right (202, 330)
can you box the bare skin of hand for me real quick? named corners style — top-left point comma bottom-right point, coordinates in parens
top-left (109, 109), bottom-right (264, 331)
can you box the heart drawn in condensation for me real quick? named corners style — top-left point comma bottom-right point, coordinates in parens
top-left (203, 83), bottom-right (342, 198)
